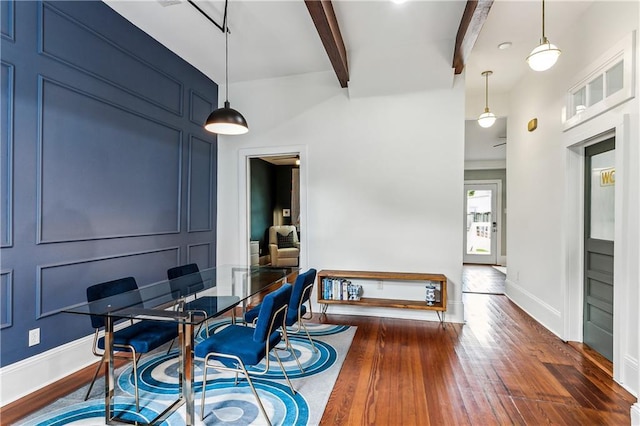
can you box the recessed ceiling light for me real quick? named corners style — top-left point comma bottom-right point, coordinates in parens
top-left (498, 42), bottom-right (512, 50)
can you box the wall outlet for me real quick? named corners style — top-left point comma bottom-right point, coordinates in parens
top-left (28, 328), bottom-right (40, 347)
top-left (377, 280), bottom-right (383, 290)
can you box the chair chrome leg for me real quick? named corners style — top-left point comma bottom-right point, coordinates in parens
top-left (273, 349), bottom-right (296, 395)
top-left (301, 322), bottom-right (317, 353)
top-left (84, 357), bottom-right (104, 401)
top-left (282, 329), bottom-right (303, 372)
top-left (240, 365), bottom-right (272, 426)
top-left (200, 363), bottom-right (209, 420)
top-left (132, 352), bottom-right (140, 411)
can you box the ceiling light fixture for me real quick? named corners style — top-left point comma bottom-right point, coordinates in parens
top-left (204, 0), bottom-right (248, 135)
top-left (497, 42), bottom-right (512, 50)
top-left (526, 0), bottom-right (561, 72)
top-left (478, 71), bottom-right (496, 128)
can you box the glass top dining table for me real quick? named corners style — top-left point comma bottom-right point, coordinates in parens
top-left (62, 265), bottom-right (300, 426)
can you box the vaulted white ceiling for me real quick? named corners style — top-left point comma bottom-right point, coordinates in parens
top-left (104, 0), bottom-right (595, 161)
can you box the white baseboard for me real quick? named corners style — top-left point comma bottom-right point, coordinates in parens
top-left (0, 334), bottom-right (95, 407)
top-left (632, 402), bottom-right (640, 425)
top-left (504, 279), bottom-right (563, 338)
top-left (622, 355), bottom-right (639, 397)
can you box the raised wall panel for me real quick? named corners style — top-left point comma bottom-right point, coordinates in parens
top-left (1, 62), bottom-right (13, 247)
top-left (187, 243), bottom-right (212, 269)
top-left (0, 0), bottom-right (217, 370)
top-left (1, 0), bottom-right (15, 41)
top-left (189, 90), bottom-right (214, 126)
top-left (37, 77), bottom-right (182, 243)
top-left (36, 247), bottom-right (180, 319)
top-left (188, 135), bottom-right (213, 232)
top-left (40, 3), bottom-right (183, 116)
top-left (0, 270), bottom-right (13, 329)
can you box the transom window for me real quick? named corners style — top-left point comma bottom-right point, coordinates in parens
top-left (563, 32), bottom-right (635, 131)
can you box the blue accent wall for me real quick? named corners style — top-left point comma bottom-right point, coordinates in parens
top-left (0, 1), bottom-right (218, 367)
top-left (250, 158), bottom-right (276, 255)
top-left (249, 159), bottom-right (294, 256)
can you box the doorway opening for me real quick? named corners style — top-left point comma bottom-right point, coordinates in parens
top-left (463, 181), bottom-right (501, 265)
top-left (245, 152), bottom-right (302, 269)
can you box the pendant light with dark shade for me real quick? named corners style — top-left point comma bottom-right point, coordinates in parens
top-left (204, 0), bottom-right (248, 135)
top-left (526, 0), bottom-right (561, 72)
top-left (477, 71), bottom-right (496, 128)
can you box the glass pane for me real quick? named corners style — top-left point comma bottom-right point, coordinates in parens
top-left (589, 75), bottom-right (603, 105)
top-left (590, 150), bottom-right (615, 240)
top-left (606, 60), bottom-right (624, 96)
top-left (572, 86), bottom-right (586, 116)
top-left (466, 190), bottom-right (492, 255)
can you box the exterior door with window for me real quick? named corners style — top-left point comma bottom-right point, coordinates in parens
top-left (463, 183), bottom-right (498, 264)
top-left (584, 138), bottom-right (615, 361)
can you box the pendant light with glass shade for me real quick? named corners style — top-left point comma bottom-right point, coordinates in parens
top-left (204, 0), bottom-right (248, 135)
top-left (526, 0), bottom-right (561, 72)
top-left (478, 71), bottom-right (496, 128)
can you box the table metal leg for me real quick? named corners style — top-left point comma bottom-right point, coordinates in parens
top-left (182, 315), bottom-right (195, 425)
top-left (104, 316), bottom-right (115, 424)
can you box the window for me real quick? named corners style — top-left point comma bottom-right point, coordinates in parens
top-left (563, 32), bottom-right (635, 131)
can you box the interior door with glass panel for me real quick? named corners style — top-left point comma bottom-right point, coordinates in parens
top-left (584, 138), bottom-right (615, 361)
top-left (463, 183), bottom-right (497, 264)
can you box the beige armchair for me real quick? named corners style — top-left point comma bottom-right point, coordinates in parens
top-left (269, 225), bottom-right (300, 267)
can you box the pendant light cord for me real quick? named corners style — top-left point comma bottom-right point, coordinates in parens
top-left (223, 0), bottom-right (229, 103)
top-left (484, 72), bottom-right (489, 110)
top-left (541, 0), bottom-right (546, 41)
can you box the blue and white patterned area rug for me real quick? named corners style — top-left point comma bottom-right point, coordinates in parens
top-left (20, 320), bottom-right (355, 426)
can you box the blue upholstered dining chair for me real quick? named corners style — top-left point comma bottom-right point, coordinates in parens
top-left (85, 277), bottom-right (179, 411)
top-left (244, 268), bottom-right (318, 360)
top-left (195, 283), bottom-right (296, 426)
top-left (167, 263), bottom-right (240, 337)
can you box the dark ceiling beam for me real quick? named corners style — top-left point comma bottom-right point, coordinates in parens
top-left (304, 0), bottom-right (349, 88)
top-left (452, 0), bottom-right (493, 75)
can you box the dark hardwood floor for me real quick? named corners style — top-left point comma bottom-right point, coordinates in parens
top-left (319, 293), bottom-right (634, 425)
top-left (2, 290), bottom-right (634, 425)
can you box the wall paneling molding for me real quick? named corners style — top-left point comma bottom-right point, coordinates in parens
top-left (36, 75), bottom-right (183, 243)
top-left (0, 269), bottom-right (13, 329)
top-left (35, 247), bottom-right (180, 319)
top-left (38, 2), bottom-right (184, 116)
top-left (1, 61), bottom-right (14, 248)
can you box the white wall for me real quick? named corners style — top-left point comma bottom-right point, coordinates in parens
top-left (217, 70), bottom-right (466, 322)
top-left (506, 0), bottom-right (639, 410)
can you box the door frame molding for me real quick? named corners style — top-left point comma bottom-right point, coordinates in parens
top-left (562, 116), bottom-right (631, 385)
top-left (237, 145), bottom-right (309, 270)
top-left (463, 179), bottom-right (503, 265)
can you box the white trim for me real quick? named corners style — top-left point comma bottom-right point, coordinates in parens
top-left (505, 278), bottom-right (563, 338)
top-left (463, 179), bottom-right (503, 265)
top-left (632, 403), bottom-right (640, 425)
top-left (0, 334), bottom-right (94, 406)
top-left (562, 129), bottom-right (615, 344)
top-left (563, 31), bottom-right (636, 131)
top-left (623, 355), bottom-right (639, 397)
top-left (562, 111), bottom-right (638, 393)
top-left (464, 160), bottom-right (506, 170)
top-left (237, 145), bottom-right (309, 269)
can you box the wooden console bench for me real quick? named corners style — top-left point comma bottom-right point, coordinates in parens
top-left (317, 270), bottom-right (447, 324)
